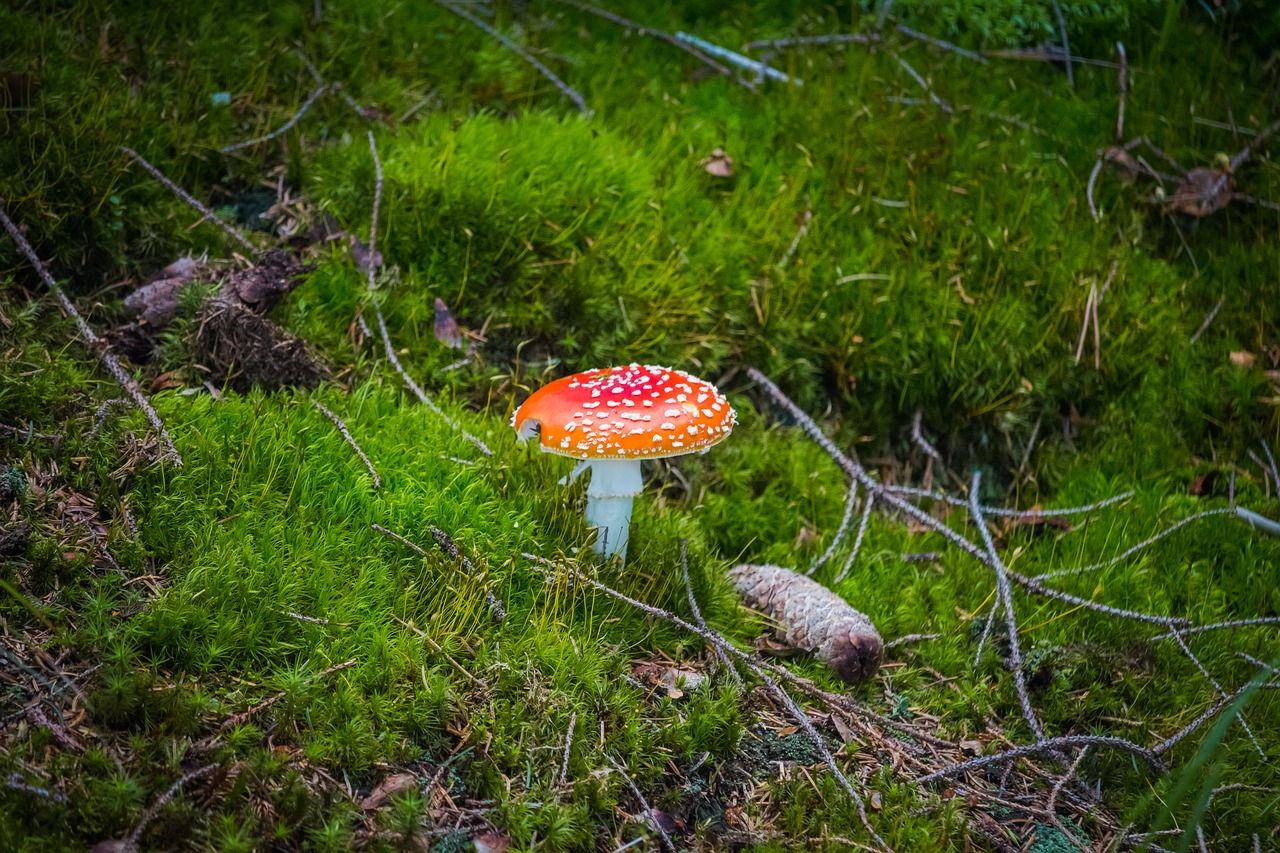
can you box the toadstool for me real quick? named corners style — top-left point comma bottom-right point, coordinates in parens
top-left (512, 364), bottom-right (735, 562)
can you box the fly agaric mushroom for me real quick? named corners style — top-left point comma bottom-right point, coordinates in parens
top-left (512, 364), bottom-right (735, 562)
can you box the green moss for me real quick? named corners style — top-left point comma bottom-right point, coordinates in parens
top-left (2, 0), bottom-right (1279, 849)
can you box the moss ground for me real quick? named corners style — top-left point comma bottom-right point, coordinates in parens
top-left (2, 1), bottom-right (1279, 850)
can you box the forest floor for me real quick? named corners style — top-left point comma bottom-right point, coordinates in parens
top-left (2, 1), bottom-right (1280, 851)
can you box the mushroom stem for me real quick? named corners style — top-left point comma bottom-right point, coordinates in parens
top-left (582, 458), bottom-right (643, 562)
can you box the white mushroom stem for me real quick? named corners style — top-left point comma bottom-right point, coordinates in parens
top-left (576, 458), bottom-right (643, 561)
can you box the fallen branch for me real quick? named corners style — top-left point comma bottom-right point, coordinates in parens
top-left (680, 539), bottom-right (740, 686)
top-left (435, 0), bottom-right (590, 114)
top-left (221, 659), bottom-right (356, 730)
top-left (603, 753), bottom-right (677, 852)
top-left (1189, 294), bottom-right (1225, 344)
top-left (915, 735), bottom-right (1164, 784)
top-left (312, 399), bottom-right (382, 489)
top-left (743, 32), bottom-right (879, 52)
top-left (808, 482), bottom-right (859, 575)
top-left (220, 83), bottom-right (330, 153)
top-left (373, 523), bottom-right (505, 620)
top-left (126, 764), bottom-right (219, 847)
top-left (1049, 0), bottom-right (1074, 88)
top-left (119, 147), bottom-right (257, 255)
top-left (365, 131), bottom-right (383, 294)
top-left (524, 553), bottom-right (892, 852)
top-left (889, 50), bottom-right (951, 114)
top-left (549, 0), bottom-right (749, 87)
top-left (745, 366), bottom-right (1190, 628)
top-left (0, 201), bottom-right (183, 465)
top-left (675, 31), bottom-right (800, 85)
top-left (374, 307), bottom-right (494, 457)
top-left (970, 471), bottom-right (1044, 740)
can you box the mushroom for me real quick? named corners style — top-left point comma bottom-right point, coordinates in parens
top-left (512, 364), bottom-right (735, 562)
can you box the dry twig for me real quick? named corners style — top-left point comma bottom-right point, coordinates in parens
top-left (435, 0), bottom-right (590, 114)
top-left (312, 399), bottom-right (382, 489)
top-left (550, 0), bottom-right (748, 87)
top-left (119, 147), bottom-right (256, 254)
top-left (220, 84), bottom-right (330, 153)
top-left (602, 753), bottom-right (677, 852)
top-left (0, 202), bottom-right (183, 465)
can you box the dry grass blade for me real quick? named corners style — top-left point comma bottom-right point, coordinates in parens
top-left (0, 201), bottom-right (183, 466)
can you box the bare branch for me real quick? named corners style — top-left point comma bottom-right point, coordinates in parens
top-left (0, 201), bottom-right (183, 465)
top-left (220, 84), bottom-right (330, 153)
top-left (119, 147), bottom-right (256, 254)
top-left (559, 711), bottom-right (577, 786)
top-left (833, 491), bottom-right (875, 584)
top-left (374, 307), bottom-right (493, 456)
top-left (970, 471), bottom-right (1044, 740)
top-left (681, 539), bottom-right (740, 685)
top-left (916, 735), bottom-right (1164, 785)
top-left (128, 764), bottom-right (220, 845)
top-left (895, 25), bottom-right (985, 63)
top-left (549, 0), bottom-right (749, 87)
top-left (1189, 294), bottom-right (1225, 344)
top-left (1049, 0), bottom-right (1073, 88)
top-left (435, 0), bottom-right (590, 114)
top-left (366, 131), bottom-right (384, 294)
top-left (602, 753), bottom-right (676, 852)
top-left (809, 483), bottom-right (859, 575)
top-left (1116, 42), bottom-right (1127, 141)
top-left (890, 50), bottom-right (952, 114)
top-left (312, 399), bottom-right (382, 489)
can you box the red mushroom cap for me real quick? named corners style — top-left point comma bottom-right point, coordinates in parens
top-left (512, 364), bottom-right (735, 459)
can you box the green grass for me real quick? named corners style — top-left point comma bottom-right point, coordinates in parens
top-left (2, 0), bottom-right (1280, 849)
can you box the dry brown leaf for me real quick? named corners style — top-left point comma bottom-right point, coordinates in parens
top-left (1103, 145), bottom-right (1140, 183)
top-left (729, 563), bottom-right (883, 684)
top-left (433, 297), bottom-right (463, 349)
top-left (473, 832), bottom-right (512, 853)
top-left (1165, 167), bottom-right (1234, 217)
top-left (700, 148), bottom-right (734, 177)
top-left (360, 773), bottom-right (418, 810)
top-left (1230, 350), bottom-right (1256, 368)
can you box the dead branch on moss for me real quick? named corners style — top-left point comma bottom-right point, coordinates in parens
top-left (220, 659), bottom-right (356, 731)
top-left (373, 307), bottom-right (493, 457)
top-left (550, 0), bottom-right (749, 88)
top-left (889, 50), bottom-right (952, 114)
top-left (220, 83), bottom-right (330, 153)
top-left (558, 711), bottom-right (576, 786)
top-left (119, 147), bottom-right (257, 255)
top-left (373, 523), bottom-right (505, 621)
top-left (833, 491), bottom-right (874, 584)
top-left (365, 131), bottom-right (383, 294)
top-left (603, 753), bottom-right (677, 852)
top-left (744, 365), bottom-right (1277, 811)
top-left (0, 202), bottom-right (183, 466)
top-left (1049, 0), bottom-right (1073, 89)
top-left (312, 400), bottom-right (381, 489)
top-left (808, 482), bottom-right (859, 575)
top-left (969, 471), bottom-right (1044, 741)
top-left (680, 539), bottom-right (740, 686)
top-left (524, 552), bottom-right (893, 853)
top-left (435, 0), bottom-right (590, 114)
